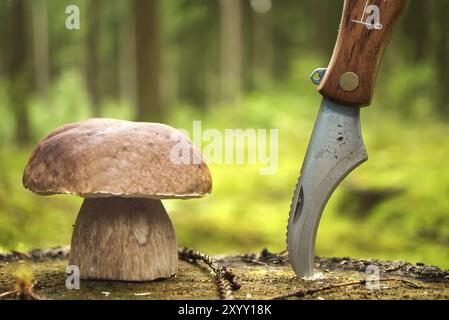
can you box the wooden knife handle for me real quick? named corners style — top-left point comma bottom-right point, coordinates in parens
top-left (318, 0), bottom-right (408, 107)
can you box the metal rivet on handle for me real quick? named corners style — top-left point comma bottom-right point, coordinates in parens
top-left (339, 72), bottom-right (359, 92)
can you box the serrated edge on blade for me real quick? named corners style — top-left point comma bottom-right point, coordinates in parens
top-left (286, 174), bottom-right (302, 253)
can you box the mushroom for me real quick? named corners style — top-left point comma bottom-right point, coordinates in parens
top-left (22, 118), bottom-right (212, 281)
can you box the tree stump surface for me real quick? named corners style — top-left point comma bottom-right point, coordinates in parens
top-left (0, 247), bottom-right (448, 300)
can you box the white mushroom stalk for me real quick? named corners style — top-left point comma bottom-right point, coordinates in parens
top-left (70, 198), bottom-right (177, 281)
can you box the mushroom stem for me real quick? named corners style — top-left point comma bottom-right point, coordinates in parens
top-left (69, 197), bottom-right (178, 281)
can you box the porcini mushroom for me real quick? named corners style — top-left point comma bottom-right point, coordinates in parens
top-left (22, 118), bottom-right (212, 281)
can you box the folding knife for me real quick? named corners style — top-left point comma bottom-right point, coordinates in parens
top-left (287, 0), bottom-right (408, 279)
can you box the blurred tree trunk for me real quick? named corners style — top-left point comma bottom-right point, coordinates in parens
top-left (171, 0), bottom-right (220, 109)
top-left (251, 0), bottom-right (273, 89)
top-left (433, 1), bottom-right (449, 115)
top-left (0, 1), bottom-right (7, 80)
top-left (7, 0), bottom-right (31, 145)
top-left (119, 5), bottom-right (137, 108)
top-left (86, 0), bottom-right (103, 117)
top-left (31, 0), bottom-right (50, 98)
top-left (309, 0), bottom-right (341, 57)
top-left (402, 1), bottom-right (430, 62)
top-left (219, 0), bottom-right (242, 105)
top-left (204, 1), bottom-right (221, 107)
top-left (134, 0), bottom-right (163, 122)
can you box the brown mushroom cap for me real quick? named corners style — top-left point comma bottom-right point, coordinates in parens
top-left (23, 118), bottom-right (212, 199)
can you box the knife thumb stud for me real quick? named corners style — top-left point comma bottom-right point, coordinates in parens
top-left (339, 72), bottom-right (360, 92)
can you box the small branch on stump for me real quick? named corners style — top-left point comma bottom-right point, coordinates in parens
top-left (0, 280), bottom-right (41, 300)
top-left (0, 291), bottom-right (18, 299)
top-left (0, 290), bottom-right (41, 300)
top-left (179, 247), bottom-right (241, 300)
top-left (272, 278), bottom-right (423, 300)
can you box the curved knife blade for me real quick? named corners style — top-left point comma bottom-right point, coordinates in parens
top-left (287, 98), bottom-right (368, 278)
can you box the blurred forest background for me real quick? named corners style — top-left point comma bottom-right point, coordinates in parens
top-left (1, 0), bottom-right (449, 268)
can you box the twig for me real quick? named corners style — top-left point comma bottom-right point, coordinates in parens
top-left (241, 257), bottom-right (268, 266)
top-left (179, 247), bottom-right (241, 300)
top-left (0, 247), bottom-right (69, 263)
top-left (134, 292), bottom-right (152, 296)
top-left (272, 278), bottom-right (422, 300)
top-left (18, 289), bottom-right (41, 300)
top-left (0, 290), bottom-right (18, 299)
top-left (0, 288), bottom-right (41, 300)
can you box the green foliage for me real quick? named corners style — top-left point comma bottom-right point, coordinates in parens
top-left (30, 70), bottom-right (92, 140)
top-left (1, 0), bottom-right (449, 269)
top-left (2, 56), bottom-right (449, 268)
top-left (0, 147), bottom-right (80, 253)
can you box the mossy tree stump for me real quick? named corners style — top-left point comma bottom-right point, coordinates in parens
top-left (1, 248), bottom-right (448, 300)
